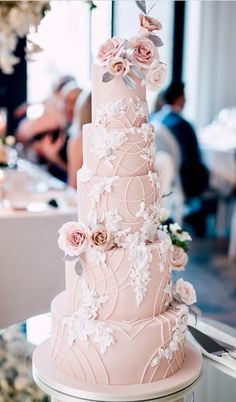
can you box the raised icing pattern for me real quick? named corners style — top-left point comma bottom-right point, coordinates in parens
top-left (94, 97), bottom-right (148, 128)
top-left (77, 174), bottom-right (161, 243)
top-left (65, 233), bottom-right (172, 321)
top-left (82, 123), bottom-right (155, 177)
top-left (51, 292), bottom-right (185, 385)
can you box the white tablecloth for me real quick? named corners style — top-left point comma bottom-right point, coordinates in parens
top-left (199, 126), bottom-right (236, 195)
top-left (0, 162), bottom-right (77, 328)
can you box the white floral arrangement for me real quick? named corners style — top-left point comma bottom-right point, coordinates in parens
top-left (0, 1), bottom-right (50, 74)
top-left (97, 1), bottom-right (167, 91)
top-left (0, 325), bottom-right (49, 402)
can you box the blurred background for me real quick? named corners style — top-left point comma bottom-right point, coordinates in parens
top-left (0, 1), bottom-right (236, 400)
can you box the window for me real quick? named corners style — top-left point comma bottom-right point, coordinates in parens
top-left (27, 0), bottom-right (111, 105)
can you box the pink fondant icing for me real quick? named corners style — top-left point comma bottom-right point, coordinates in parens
top-left (65, 234), bottom-right (172, 321)
top-left (83, 123), bottom-right (155, 177)
top-left (51, 292), bottom-right (186, 385)
top-left (92, 65), bottom-right (146, 126)
top-left (77, 174), bottom-right (160, 237)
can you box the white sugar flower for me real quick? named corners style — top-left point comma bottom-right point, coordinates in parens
top-left (77, 165), bottom-right (94, 183)
top-left (175, 278), bottom-right (197, 306)
top-left (169, 223), bottom-right (192, 241)
top-left (160, 207), bottom-right (169, 222)
top-left (58, 221), bottom-right (89, 257)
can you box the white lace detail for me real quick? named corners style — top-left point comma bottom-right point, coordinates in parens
top-left (159, 237), bottom-right (170, 272)
top-left (141, 141), bottom-right (156, 164)
top-left (164, 279), bottom-right (173, 307)
top-left (77, 165), bottom-right (94, 183)
top-left (94, 97), bottom-right (148, 127)
top-left (92, 127), bottom-right (128, 168)
top-left (89, 176), bottom-right (119, 207)
top-left (87, 246), bottom-right (107, 268)
top-left (87, 208), bottom-right (130, 247)
top-left (142, 123), bottom-right (155, 142)
top-left (148, 171), bottom-right (161, 191)
top-left (151, 304), bottom-right (188, 367)
top-left (136, 201), bottom-right (160, 242)
top-left (66, 280), bottom-right (115, 354)
top-left (127, 237), bottom-right (152, 305)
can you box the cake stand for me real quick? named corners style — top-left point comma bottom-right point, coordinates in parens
top-left (33, 339), bottom-right (202, 402)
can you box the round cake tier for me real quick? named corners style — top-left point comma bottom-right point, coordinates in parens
top-left (65, 232), bottom-right (172, 320)
top-left (77, 173), bottom-right (161, 243)
top-left (51, 292), bottom-right (187, 385)
top-left (82, 123), bottom-right (155, 177)
top-left (92, 65), bottom-right (147, 128)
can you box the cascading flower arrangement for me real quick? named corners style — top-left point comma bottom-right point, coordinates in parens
top-left (0, 1), bottom-right (50, 74)
top-left (97, 0), bottom-right (167, 91)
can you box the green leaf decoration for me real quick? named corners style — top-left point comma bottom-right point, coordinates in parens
top-left (170, 234), bottom-right (189, 252)
top-left (122, 74), bottom-right (137, 90)
top-left (102, 72), bottom-right (115, 82)
top-left (148, 34), bottom-right (164, 47)
top-left (130, 64), bottom-right (145, 80)
top-left (135, 1), bottom-right (147, 15)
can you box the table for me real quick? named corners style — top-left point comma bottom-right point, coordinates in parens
top-left (199, 127), bottom-right (236, 249)
top-left (1, 314), bottom-right (236, 402)
top-left (199, 125), bottom-right (236, 196)
top-left (0, 160), bottom-right (77, 328)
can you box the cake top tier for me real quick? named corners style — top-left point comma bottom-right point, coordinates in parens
top-left (92, 6), bottom-right (167, 124)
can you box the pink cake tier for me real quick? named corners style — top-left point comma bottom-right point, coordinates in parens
top-left (51, 292), bottom-right (187, 385)
top-left (65, 232), bottom-right (172, 321)
top-left (92, 65), bottom-right (148, 128)
top-left (77, 173), bottom-right (161, 243)
top-left (82, 123), bottom-right (155, 177)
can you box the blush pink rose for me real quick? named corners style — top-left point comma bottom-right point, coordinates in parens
top-left (175, 278), bottom-right (197, 306)
top-left (97, 37), bottom-right (124, 64)
top-left (170, 246), bottom-right (188, 272)
top-left (146, 63), bottom-right (167, 90)
top-left (139, 14), bottom-right (162, 34)
top-left (90, 225), bottom-right (114, 251)
top-left (58, 221), bottom-right (89, 257)
top-left (130, 37), bottom-right (156, 68)
top-left (107, 57), bottom-right (130, 77)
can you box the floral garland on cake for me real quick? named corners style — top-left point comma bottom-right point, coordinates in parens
top-left (97, 1), bottom-right (167, 91)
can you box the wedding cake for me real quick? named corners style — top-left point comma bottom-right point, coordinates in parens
top-left (50, 5), bottom-right (197, 387)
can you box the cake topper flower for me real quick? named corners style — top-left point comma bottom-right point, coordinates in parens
top-left (98, 0), bottom-right (167, 91)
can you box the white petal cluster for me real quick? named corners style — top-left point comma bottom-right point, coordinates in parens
top-left (67, 280), bottom-right (115, 354)
top-left (151, 304), bottom-right (188, 367)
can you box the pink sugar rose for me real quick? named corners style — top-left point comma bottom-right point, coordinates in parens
top-left (175, 278), bottom-right (197, 306)
top-left (97, 37), bottom-right (124, 64)
top-left (139, 14), bottom-right (162, 34)
top-left (58, 221), bottom-right (89, 257)
top-left (90, 225), bottom-right (114, 251)
top-left (146, 62), bottom-right (167, 91)
top-left (130, 37), bottom-right (156, 68)
top-left (107, 57), bottom-right (130, 77)
top-left (170, 246), bottom-right (188, 272)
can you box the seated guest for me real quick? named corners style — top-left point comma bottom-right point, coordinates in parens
top-left (150, 81), bottom-right (209, 199)
top-left (16, 82), bottom-right (81, 182)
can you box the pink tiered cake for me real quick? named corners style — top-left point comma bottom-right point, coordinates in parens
top-left (51, 9), bottom-right (197, 387)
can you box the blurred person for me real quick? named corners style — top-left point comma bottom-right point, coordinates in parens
top-left (150, 81), bottom-right (209, 199)
top-left (15, 75), bottom-right (76, 134)
top-left (28, 83), bottom-right (81, 181)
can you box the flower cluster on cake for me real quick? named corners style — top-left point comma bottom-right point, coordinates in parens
top-left (51, 2), bottom-right (197, 386)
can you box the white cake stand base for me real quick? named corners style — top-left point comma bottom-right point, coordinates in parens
top-left (33, 339), bottom-right (202, 402)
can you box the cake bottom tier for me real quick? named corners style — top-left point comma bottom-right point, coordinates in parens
top-left (51, 292), bottom-right (187, 386)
